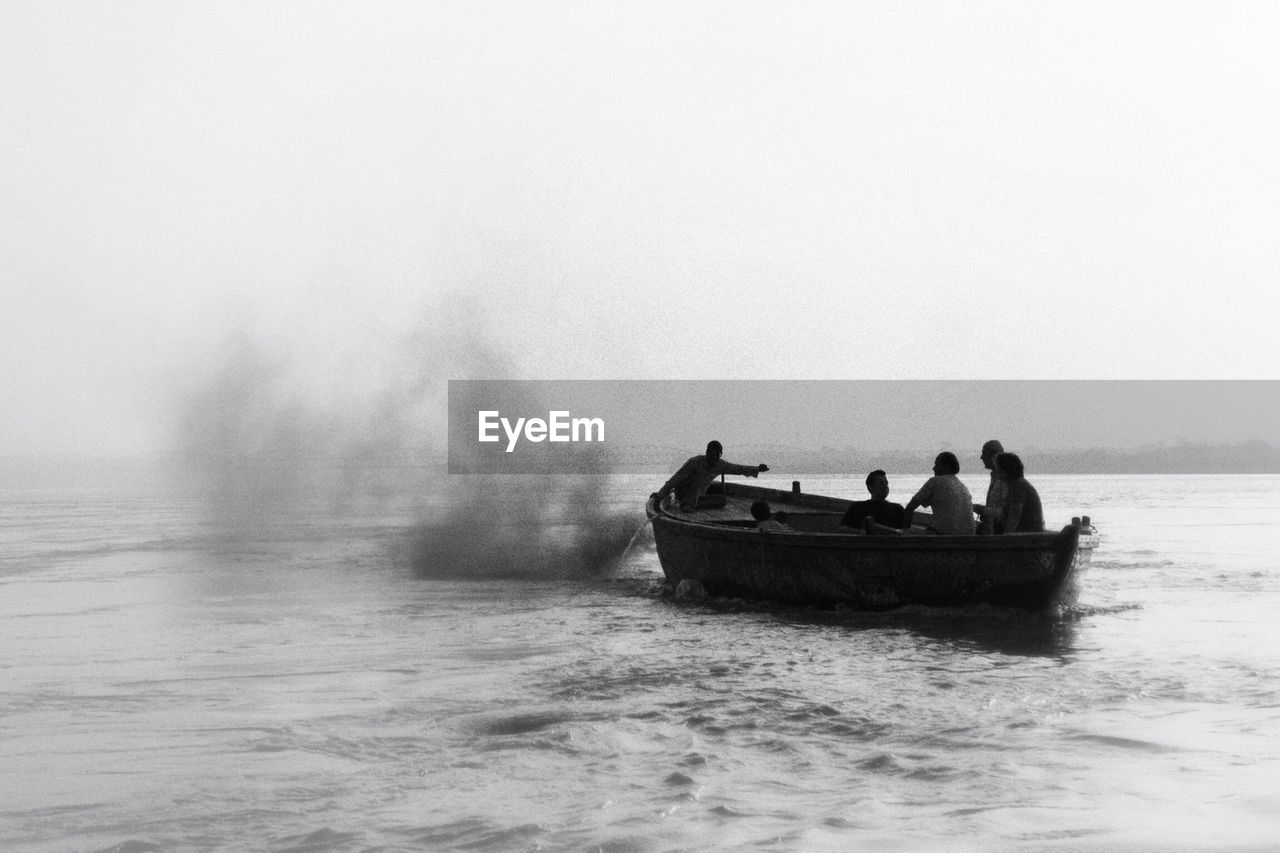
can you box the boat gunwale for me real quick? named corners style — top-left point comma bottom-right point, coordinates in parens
top-left (645, 483), bottom-right (1098, 551)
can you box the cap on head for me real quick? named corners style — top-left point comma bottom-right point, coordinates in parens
top-left (750, 500), bottom-right (771, 521)
top-left (981, 440), bottom-right (1004, 456)
top-left (706, 440), bottom-right (723, 456)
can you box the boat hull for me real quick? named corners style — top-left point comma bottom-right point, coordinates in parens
top-left (647, 484), bottom-right (1096, 612)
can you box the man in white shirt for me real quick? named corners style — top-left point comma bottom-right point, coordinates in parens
top-left (903, 451), bottom-right (975, 535)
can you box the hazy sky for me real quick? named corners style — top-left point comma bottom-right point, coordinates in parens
top-left (3, 2), bottom-right (1278, 456)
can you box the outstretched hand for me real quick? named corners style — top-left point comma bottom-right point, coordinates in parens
top-left (758, 464), bottom-right (769, 473)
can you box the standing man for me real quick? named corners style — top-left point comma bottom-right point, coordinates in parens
top-left (972, 439), bottom-right (1008, 533)
top-left (902, 451), bottom-right (975, 535)
top-left (655, 441), bottom-right (769, 512)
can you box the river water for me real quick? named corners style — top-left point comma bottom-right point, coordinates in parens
top-left (2, 472), bottom-right (1279, 851)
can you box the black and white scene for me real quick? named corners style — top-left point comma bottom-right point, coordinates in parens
top-left (3, 3), bottom-right (1280, 851)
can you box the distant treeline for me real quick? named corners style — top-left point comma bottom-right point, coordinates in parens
top-left (5, 441), bottom-right (1280, 490)
top-left (613, 440), bottom-right (1280, 475)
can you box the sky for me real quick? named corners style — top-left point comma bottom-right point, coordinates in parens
top-left (3, 2), bottom-right (1279, 457)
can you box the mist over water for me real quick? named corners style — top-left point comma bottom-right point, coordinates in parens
top-left (175, 316), bottom-right (639, 579)
top-left (409, 474), bottom-right (640, 579)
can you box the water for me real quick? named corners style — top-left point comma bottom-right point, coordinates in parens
top-left (2, 472), bottom-right (1280, 851)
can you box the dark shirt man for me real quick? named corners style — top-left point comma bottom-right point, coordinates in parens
top-left (839, 469), bottom-right (906, 529)
top-left (656, 440), bottom-right (769, 511)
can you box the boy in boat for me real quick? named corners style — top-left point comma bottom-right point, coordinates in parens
top-left (902, 451), bottom-right (976, 535)
top-left (654, 440), bottom-right (769, 512)
top-left (751, 500), bottom-right (791, 531)
top-left (838, 469), bottom-right (906, 530)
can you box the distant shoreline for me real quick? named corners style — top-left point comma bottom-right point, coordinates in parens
top-left (4, 441), bottom-right (1280, 487)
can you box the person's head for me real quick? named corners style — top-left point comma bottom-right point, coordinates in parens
top-left (705, 440), bottom-right (723, 463)
top-left (865, 469), bottom-right (890, 500)
top-left (980, 440), bottom-right (1004, 471)
top-left (996, 452), bottom-right (1024, 480)
top-left (749, 500), bottom-right (771, 521)
top-left (933, 452), bottom-right (960, 476)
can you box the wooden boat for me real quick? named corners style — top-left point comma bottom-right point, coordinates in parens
top-left (646, 481), bottom-right (1097, 612)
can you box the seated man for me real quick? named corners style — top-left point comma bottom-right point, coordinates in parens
top-left (750, 500), bottom-right (790, 531)
top-left (655, 440), bottom-right (769, 512)
top-left (902, 452), bottom-right (975, 535)
top-left (839, 469), bottom-right (906, 530)
top-left (996, 452), bottom-right (1046, 533)
top-left (972, 439), bottom-right (1008, 533)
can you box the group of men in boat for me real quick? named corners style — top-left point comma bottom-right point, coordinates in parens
top-left (654, 438), bottom-right (1045, 535)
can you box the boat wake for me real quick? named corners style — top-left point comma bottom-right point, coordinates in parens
top-left (1058, 601), bottom-right (1143, 619)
